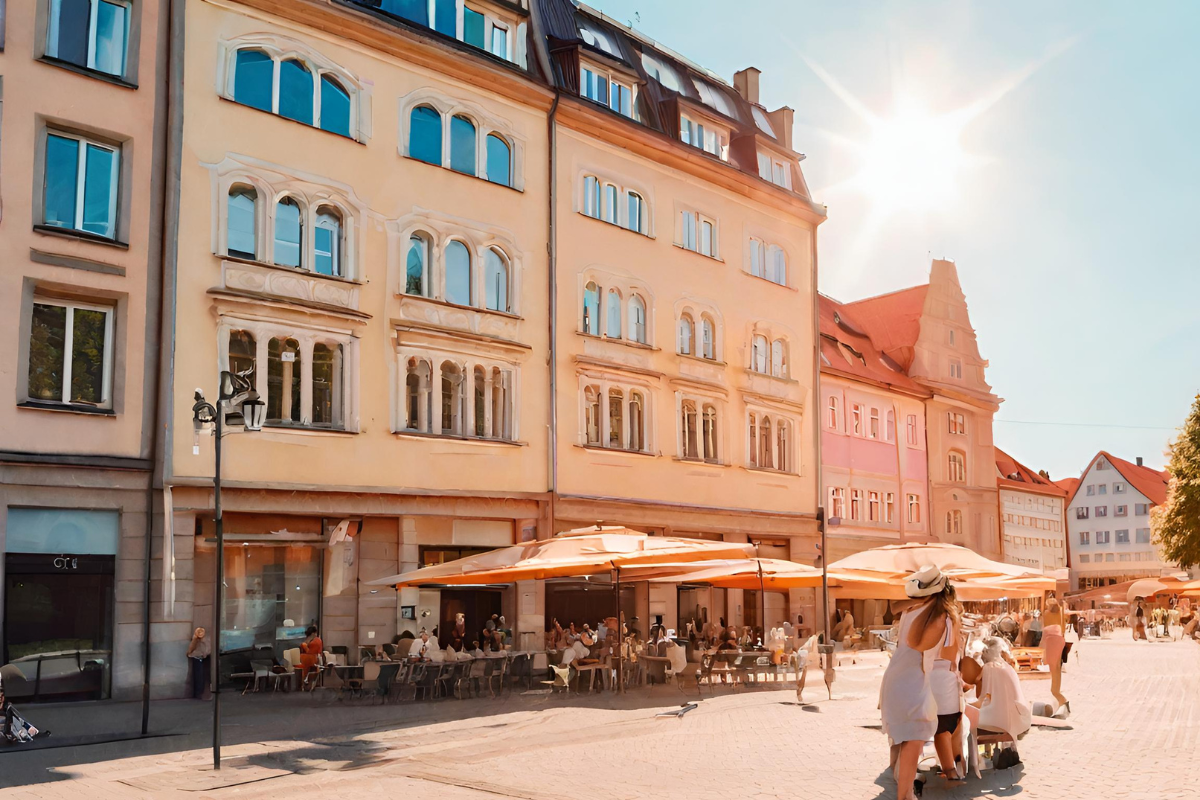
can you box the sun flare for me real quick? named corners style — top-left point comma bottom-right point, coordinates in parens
top-left (857, 106), bottom-right (968, 214)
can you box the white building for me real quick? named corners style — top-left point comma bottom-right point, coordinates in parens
top-left (1064, 452), bottom-right (1174, 591)
top-left (995, 448), bottom-right (1067, 574)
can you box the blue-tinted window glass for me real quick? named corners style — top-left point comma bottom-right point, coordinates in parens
top-left (434, 0), bottom-right (457, 37)
top-left (450, 115), bottom-right (476, 175)
top-left (94, 0), bottom-right (129, 76)
top-left (279, 59), bottom-right (314, 125)
top-left (5, 509), bottom-right (120, 555)
top-left (486, 134), bottom-right (511, 187)
top-left (320, 75), bottom-right (352, 137)
top-left (406, 235), bottom-right (427, 296)
top-left (234, 49), bottom-right (274, 112)
top-left (485, 249), bottom-right (508, 312)
top-left (410, 106), bottom-right (442, 165)
top-left (445, 241), bottom-right (471, 306)
top-left (274, 198), bottom-right (303, 268)
top-left (44, 134), bottom-right (80, 229)
top-left (463, 8), bottom-right (485, 49)
top-left (227, 188), bottom-right (257, 258)
top-left (51, 0), bottom-right (91, 68)
top-left (82, 144), bottom-right (117, 237)
top-left (379, 0), bottom-right (428, 26)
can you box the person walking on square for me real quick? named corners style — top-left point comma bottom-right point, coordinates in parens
top-left (1040, 594), bottom-right (1069, 715)
top-left (880, 565), bottom-right (955, 800)
top-left (186, 627), bottom-right (212, 699)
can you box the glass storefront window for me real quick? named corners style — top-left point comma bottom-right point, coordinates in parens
top-left (222, 545), bottom-right (321, 661)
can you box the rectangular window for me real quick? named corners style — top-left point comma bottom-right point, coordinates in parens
top-left (47, 0), bottom-right (130, 78)
top-left (852, 403), bottom-right (863, 436)
top-left (681, 210), bottom-right (696, 251)
top-left (43, 130), bottom-right (120, 239)
top-left (680, 114), bottom-right (727, 160)
top-left (869, 408), bottom-right (879, 439)
top-left (1076, 506), bottom-right (1089, 519)
top-left (1134, 503), bottom-right (1149, 515)
top-left (1079, 531), bottom-right (1089, 545)
top-left (885, 492), bottom-right (895, 524)
top-left (1098, 484), bottom-right (1107, 495)
top-left (27, 299), bottom-right (114, 408)
top-left (948, 412), bottom-right (966, 435)
top-left (1115, 504), bottom-right (1127, 517)
top-left (906, 414), bottom-right (918, 445)
top-left (699, 219), bottom-right (714, 257)
top-left (850, 489), bottom-right (861, 521)
top-left (907, 494), bottom-right (920, 524)
top-left (1113, 482), bottom-right (1126, 494)
top-left (1086, 485), bottom-right (1095, 496)
top-left (580, 67), bottom-right (609, 106)
top-left (868, 491), bottom-right (879, 522)
top-left (1136, 528), bottom-right (1151, 543)
top-left (1079, 554), bottom-right (1090, 563)
top-left (949, 359), bottom-right (962, 379)
top-left (829, 487), bottom-right (845, 519)
top-left (489, 22), bottom-right (509, 60)
top-left (1095, 506), bottom-right (1107, 517)
top-left (463, 7), bottom-right (486, 49)
top-left (1116, 529), bottom-right (1129, 544)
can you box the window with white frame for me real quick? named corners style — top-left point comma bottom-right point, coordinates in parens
top-left (580, 174), bottom-right (650, 234)
top-left (751, 335), bottom-right (768, 374)
top-left (945, 509), bottom-right (963, 536)
top-left (357, 1), bottom-right (523, 66)
top-left (1134, 503), bottom-right (1149, 515)
top-left (886, 410), bottom-right (895, 442)
top-left (1076, 506), bottom-right (1089, 519)
top-left (680, 113), bottom-right (728, 160)
top-left (1078, 531), bottom-right (1089, 546)
top-left (399, 229), bottom-right (516, 314)
top-left (581, 381), bottom-right (650, 452)
top-left (700, 317), bottom-right (716, 360)
top-left (26, 298), bottom-right (115, 409)
top-left (948, 412), bottom-right (966, 435)
top-left (850, 489), bottom-right (861, 521)
top-left (947, 451), bottom-right (966, 482)
top-left (868, 491), bottom-right (880, 522)
top-left (629, 295), bottom-right (647, 344)
top-left (1115, 504), bottom-right (1127, 517)
top-left (47, 0), bottom-right (130, 78)
top-left (747, 411), bottom-right (794, 472)
top-left (907, 494), bottom-right (921, 524)
top-left (1116, 529), bottom-right (1130, 544)
top-left (1086, 484), bottom-right (1095, 496)
top-left (770, 339), bottom-right (788, 378)
top-left (679, 209), bottom-right (717, 256)
top-left (229, 47), bottom-right (355, 138)
top-left (1113, 481), bottom-right (1126, 494)
top-left (406, 101), bottom-right (517, 187)
top-left (43, 130), bottom-right (120, 239)
top-left (748, 238), bottom-right (787, 286)
top-left (1136, 528), bottom-right (1150, 543)
top-left (852, 403), bottom-right (863, 436)
top-left (757, 151), bottom-right (792, 190)
top-left (1096, 530), bottom-right (1111, 544)
top-left (906, 414), bottom-right (918, 445)
top-left (1098, 484), bottom-right (1107, 495)
top-left (677, 314), bottom-right (695, 356)
top-left (869, 408), bottom-right (880, 439)
top-left (1095, 506), bottom-right (1108, 517)
top-left (228, 326), bottom-right (354, 430)
top-left (829, 487), bottom-right (845, 519)
top-left (580, 64), bottom-right (635, 118)
top-left (581, 279), bottom-right (648, 344)
top-left (827, 396), bottom-right (840, 430)
top-left (401, 356), bottom-right (504, 439)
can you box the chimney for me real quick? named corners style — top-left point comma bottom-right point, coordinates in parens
top-left (1136, 457), bottom-right (1144, 467)
top-left (767, 106), bottom-right (794, 149)
top-left (733, 67), bottom-right (761, 105)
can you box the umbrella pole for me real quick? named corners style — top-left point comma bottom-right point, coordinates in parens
top-left (613, 566), bottom-right (623, 694)
top-left (757, 558), bottom-right (766, 643)
top-left (819, 507), bottom-right (834, 699)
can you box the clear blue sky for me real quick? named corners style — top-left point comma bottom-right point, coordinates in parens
top-left (588, 0), bottom-right (1200, 478)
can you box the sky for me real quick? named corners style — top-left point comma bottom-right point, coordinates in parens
top-left (586, 0), bottom-right (1200, 479)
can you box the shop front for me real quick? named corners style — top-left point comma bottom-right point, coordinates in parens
top-left (2, 508), bottom-right (118, 702)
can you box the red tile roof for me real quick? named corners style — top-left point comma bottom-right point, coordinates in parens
top-left (840, 285), bottom-right (929, 370)
top-left (994, 447), bottom-right (1067, 497)
top-left (1053, 477), bottom-right (1081, 499)
top-left (1100, 452), bottom-right (1170, 506)
top-left (818, 295), bottom-right (928, 395)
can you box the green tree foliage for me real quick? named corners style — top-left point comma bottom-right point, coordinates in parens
top-left (1153, 394), bottom-right (1200, 568)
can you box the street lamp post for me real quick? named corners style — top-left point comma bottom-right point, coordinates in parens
top-left (192, 371), bottom-right (265, 771)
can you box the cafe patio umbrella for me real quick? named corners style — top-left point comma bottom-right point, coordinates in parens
top-left (829, 572), bottom-right (1054, 601)
top-left (827, 542), bottom-right (1042, 581)
top-left (622, 558), bottom-right (827, 590)
top-left (366, 526), bottom-right (758, 588)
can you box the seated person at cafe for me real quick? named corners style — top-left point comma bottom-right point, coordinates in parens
top-left (560, 635), bottom-right (591, 666)
top-left (664, 638), bottom-right (688, 678)
top-left (449, 613), bottom-right (467, 651)
top-left (717, 628), bottom-right (739, 651)
top-left (469, 640), bottom-right (485, 657)
top-left (299, 626), bottom-right (323, 683)
top-left (973, 637), bottom-right (1032, 744)
top-left (831, 608), bottom-right (855, 644)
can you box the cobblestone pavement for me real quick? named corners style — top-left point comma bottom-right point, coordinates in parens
top-left (3, 635), bottom-right (1197, 799)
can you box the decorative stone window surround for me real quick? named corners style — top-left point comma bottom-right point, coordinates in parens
top-left (399, 88), bottom-right (527, 191)
top-left (574, 165), bottom-right (654, 236)
top-left (673, 297), bottom-right (724, 362)
top-left (396, 349), bottom-right (520, 441)
top-left (216, 32), bottom-right (373, 142)
top-left (673, 388), bottom-right (725, 465)
top-left (576, 370), bottom-right (656, 454)
top-left (577, 266), bottom-right (655, 347)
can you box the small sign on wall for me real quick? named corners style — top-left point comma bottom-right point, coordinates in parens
top-left (401, 605), bottom-right (416, 620)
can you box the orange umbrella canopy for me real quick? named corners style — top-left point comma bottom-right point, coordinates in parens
top-left (828, 542), bottom-right (1042, 581)
top-left (622, 558), bottom-right (826, 590)
top-left (367, 526), bottom-right (757, 588)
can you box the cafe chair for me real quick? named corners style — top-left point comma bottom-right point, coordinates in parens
top-left (509, 652), bottom-right (531, 691)
top-left (542, 664), bottom-right (574, 694)
top-left (488, 655), bottom-right (510, 697)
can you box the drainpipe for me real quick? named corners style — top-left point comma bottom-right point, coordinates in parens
top-left (528, 0), bottom-right (558, 534)
top-left (810, 212), bottom-right (831, 680)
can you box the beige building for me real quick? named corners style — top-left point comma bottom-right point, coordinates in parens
top-left (0, 1), bottom-right (168, 701)
top-left (995, 448), bottom-right (1067, 575)
top-left (841, 259), bottom-right (1003, 560)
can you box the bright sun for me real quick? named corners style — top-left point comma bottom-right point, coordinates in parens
top-left (857, 106), bottom-right (968, 214)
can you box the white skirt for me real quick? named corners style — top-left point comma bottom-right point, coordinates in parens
top-left (929, 661), bottom-right (961, 716)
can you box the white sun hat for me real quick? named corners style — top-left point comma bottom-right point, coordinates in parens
top-left (906, 564), bottom-right (948, 598)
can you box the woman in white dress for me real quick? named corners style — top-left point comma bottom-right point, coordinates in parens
top-left (880, 565), bottom-right (956, 800)
top-left (928, 584), bottom-right (965, 782)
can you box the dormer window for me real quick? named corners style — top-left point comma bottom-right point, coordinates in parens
top-left (757, 153), bottom-right (792, 190)
top-left (680, 114), bottom-right (728, 160)
top-left (580, 65), bottom-right (634, 118)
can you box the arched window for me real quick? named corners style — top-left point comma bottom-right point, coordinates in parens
top-left (748, 413), bottom-right (758, 467)
top-left (681, 400), bottom-right (699, 459)
top-left (444, 240), bottom-right (471, 306)
top-left (233, 49), bottom-right (273, 112)
top-left (486, 134), bottom-right (511, 187)
top-left (886, 410), bottom-right (896, 442)
top-left (603, 184), bottom-right (619, 224)
top-left (749, 238), bottom-right (764, 278)
top-left (583, 282), bottom-right (601, 335)
top-left (278, 59), bottom-right (314, 125)
top-left (702, 405), bottom-right (718, 462)
top-left (405, 360), bottom-right (426, 432)
top-left (450, 115), bottom-right (477, 175)
top-left (267, 337), bottom-right (301, 424)
top-left (228, 330), bottom-right (256, 384)
top-left (410, 106), bottom-right (443, 165)
top-left (320, 75), bottom-right (352, 137)
top-left (771, 339), bottom-right (787, 377)
top-left (629, 392), bottom-right (644, 451)
top-left (760, 416), bottom-right (773, 469)
top-left (948, 451), bottom-right (966, 483)
top-left (314, 207), bottom-right (343, 277)
top-left (701, 317), bottom-right (715, 360)
top-left (473, 366), bottom-right (487, 437)
top-left (678, 314), bottom-right (694, 355)
top-left (827, 396), bottom-right (839, 430)
top-left (440, 362), bottom-right (463, 435)
top-left (776, 421), bottom-right (789, 472)
top-left (627, 192), bottom-right (644, 233)
top-left (945, 510), bottom-right (963, 536)
top-left (583, 175), bottom-right (600, 218)
top-left (406, 233), bottom-right (429, 296)
top-left (584, 385), bottom-right (601, 444)
top-left (769, 245), bottom-right (787, 285)
top-left (629, 295), bottom-right (647, 344)
top-left (608, 389), bottom-right (624, 448)
top-left (606, 289), bottom-right (622, 338)
top-left (227, 186), bottom-right (257, 259)
top-left (274, 197), bottom-right (303, 268)
top-left (484, 248), bottom-right (509, 312)
top-left (752, 334), bottom-right (768, 374)
top-left (312, 343), bottom-right (343, 427)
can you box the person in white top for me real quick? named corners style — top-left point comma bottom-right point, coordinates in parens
top-left (975, 637), bottom-right (1032, 745)
top-left (929, 584), bottom-right (965, 782)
